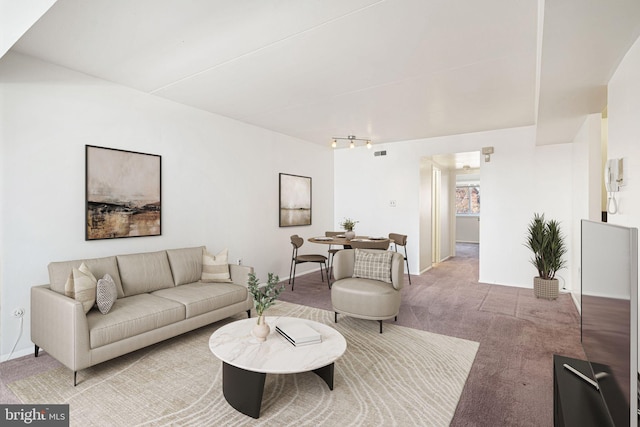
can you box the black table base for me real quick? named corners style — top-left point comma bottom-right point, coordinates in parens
top-left (222, 361), bottom-right (335, 418)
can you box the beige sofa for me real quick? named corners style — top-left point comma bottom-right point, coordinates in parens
top-left (31, 246), bottom-right (253, 385)
top-left (331, 249), bottom-right (404, 333)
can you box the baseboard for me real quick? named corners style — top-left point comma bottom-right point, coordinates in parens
top-left (570, 291), bottom-right (581, 314)
top-left (287, 266), bottom-right (327, 282)
top-left (1, 346), bottom-right (34, 363)
top-left (419, 265), bottom-right (433, 275)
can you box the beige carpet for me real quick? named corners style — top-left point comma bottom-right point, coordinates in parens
top-left (9, 301), bottom-right (479, 426)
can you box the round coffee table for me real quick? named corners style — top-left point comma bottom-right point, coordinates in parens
top-left (209, 316), bottom-right (347, 419)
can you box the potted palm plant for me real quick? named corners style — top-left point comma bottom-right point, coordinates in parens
top-left (525, 213), bottom-right (567, 300)
top-left (247, 272), bottom-right (284, 341)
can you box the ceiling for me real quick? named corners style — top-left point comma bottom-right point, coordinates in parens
top-left (8, 0), bottom-right (640, 148)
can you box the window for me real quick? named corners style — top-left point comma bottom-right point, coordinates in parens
top-left (456, 185), bottom-right (480, 214)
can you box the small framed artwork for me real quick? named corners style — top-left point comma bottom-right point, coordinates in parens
top-left (279, 173), bottom-right (311, 227)
top-left (86, 145), bottom-right (161, 240)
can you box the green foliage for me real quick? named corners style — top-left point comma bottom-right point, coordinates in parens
top-left (525, 213), bottom-right (567, 280)
top-left (247, 272), bottom-right (284, 319)
top-left (340, 217), bottom-right (358, 231)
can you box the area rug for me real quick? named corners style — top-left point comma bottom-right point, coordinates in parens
top-left (8, 301), bottom-right (479, 426)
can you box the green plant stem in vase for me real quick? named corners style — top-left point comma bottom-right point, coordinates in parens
top-left (340, 217), bottom-right (358, 240)
top-left (247, 272), bottom-right (284, 321)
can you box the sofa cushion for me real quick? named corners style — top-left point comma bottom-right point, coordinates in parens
top-left (117, 251), bottom-right (175, 296)
top-left (49, 256), bottom-right (125, 298)
top-left (152, 282), bottom-right (248, 319)
top-left (201, 248), bottom-right (231, 283)
top-left (64, 263), bottom-right (97, 314)
top-left (96, 274), bottom-right (118, 314)
top-left (86, 294), bottom-right (185, 348)
top-left (352, 249), bottom-right (393, 283)
top-left (166, 246), bottom-right (205, 286)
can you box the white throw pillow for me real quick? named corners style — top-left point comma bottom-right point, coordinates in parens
top-left (96, 273), bottom-right (118, 314)
top-left (352, 249), bottom-right (393, 283)
top-left (64, 262), bottom-right (97, 313)
top-left (201, 248), bottom-right (232, 283)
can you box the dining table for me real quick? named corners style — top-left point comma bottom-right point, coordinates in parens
top-left (308, 235), bottom-right (394, 280)
top-left (307, 235), bottom-right (393, 247)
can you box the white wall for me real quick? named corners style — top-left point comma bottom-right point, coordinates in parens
top-left (0, 52), bottom-right (335, 358)
top-left (569, 113), bottom-right (603, 306)
top-left (607, 33), bottom-right (640, 323)
top-left (334, 146), bottom-right (420, 252)
top-left (334, 125), bottom-right (576, 288)
top-left (415, 158), bottom-right (454, 270)
top-left (607, 32), bottom-right (640, 384)
top-left (456, 216), bottom-right (480, 243)
top-left (608, 34), bottom-right (640, 232)
top-left (418, 160), bottom-right (433, 272)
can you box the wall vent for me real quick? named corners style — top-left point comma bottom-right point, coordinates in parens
top-left (374, 150), bottom-right (387, 157)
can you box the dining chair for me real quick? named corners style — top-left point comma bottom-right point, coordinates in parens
top-left (388, 233), bottom-right (411, 284)
top-left (289, 235), bottom-right (329, 290)
top-left (325, 231), bottom-right (343, 278)
top-left (348, 239), bottom-right (390, 250)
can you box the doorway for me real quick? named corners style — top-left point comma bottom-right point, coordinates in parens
top-left (419, 151), bottom-right (481, 271)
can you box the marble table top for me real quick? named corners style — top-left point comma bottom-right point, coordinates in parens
top-left (209, 316), bottom-right (347, 374)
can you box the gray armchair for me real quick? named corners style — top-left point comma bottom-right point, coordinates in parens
top-left (330, 249), bottom-right (404, 333)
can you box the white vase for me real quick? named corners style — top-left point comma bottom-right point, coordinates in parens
top-left (252, 315), bottom-right (270, 341)
top-left (345, 231), bottom-right (355, 240)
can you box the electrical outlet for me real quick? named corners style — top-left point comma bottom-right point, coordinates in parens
top-left (237, 259), bottom-right (243, 266)
top-left (12, 307), bottom-right (25, 318)
top-left (389, 200), bottom-right (397, 207)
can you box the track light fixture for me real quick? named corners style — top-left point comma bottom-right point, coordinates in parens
top-left (331, 135), bottom-right (372, 149)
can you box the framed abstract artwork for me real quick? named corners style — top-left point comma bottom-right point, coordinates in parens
top-left (279, 173), bottom-right (311, 227)
top-left (86, 145), bottom-right (161, 240)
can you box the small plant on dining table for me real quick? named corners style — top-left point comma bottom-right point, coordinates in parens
top-left (340, 218), bottom-right (358, 231)
top-left (247, 272), bottom-right (284, 321)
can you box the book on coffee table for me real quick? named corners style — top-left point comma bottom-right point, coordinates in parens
top-left (275, 320), bottom-right (322, 346)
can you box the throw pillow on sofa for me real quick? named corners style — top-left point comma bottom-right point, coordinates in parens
top-left (201, 248), bottom-right (232, 283)
top-left (96, 273), bottom-right (118, 314)
top-left (64, 262), bottom-right (97, 313)
top-left (352, 249), bottom-right (393, 283)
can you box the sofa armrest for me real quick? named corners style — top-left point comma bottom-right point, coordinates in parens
top-left (229, 264), bottom-right (254, 287)
top-left (31, 285), bottom-right (91, 371)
